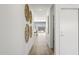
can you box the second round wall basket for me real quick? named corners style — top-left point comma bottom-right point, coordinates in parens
top-left (29, 10), bottom-right (32, 23)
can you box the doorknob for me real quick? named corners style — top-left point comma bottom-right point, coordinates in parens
top-left (60, 31), bottom-right (64, 36)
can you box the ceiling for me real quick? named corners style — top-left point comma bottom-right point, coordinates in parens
top-left (29, 4), bottom-right (52, 17)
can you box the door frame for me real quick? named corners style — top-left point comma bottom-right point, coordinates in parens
top-left (54, 4), bottom-right (79, 55)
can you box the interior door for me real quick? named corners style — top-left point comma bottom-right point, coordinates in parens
top-left (60, 8), bottom-right (78, 55)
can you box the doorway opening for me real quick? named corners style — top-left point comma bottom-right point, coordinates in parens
top-left (25, 4), bottom-right (55, 55)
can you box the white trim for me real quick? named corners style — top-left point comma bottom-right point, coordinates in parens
top-left (55, 4), bottom-right (79, 55)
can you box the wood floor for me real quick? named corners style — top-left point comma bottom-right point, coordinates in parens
top-left (29, 33), bottom-right (54, 55)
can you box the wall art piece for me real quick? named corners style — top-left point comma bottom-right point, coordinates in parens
top-left (29, 10), bottom-right (32, 23)
top-left (25, 4), bottom-right (29, 21)
top-left (29, 26), bottom-right (32, 38)
top-left (25, 24), bottom-right (29, 42)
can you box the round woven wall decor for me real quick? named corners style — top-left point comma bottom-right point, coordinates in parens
top-left (25, 4), bottom-right (29, 21)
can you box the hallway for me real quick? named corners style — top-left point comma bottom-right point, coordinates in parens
top-left (29, 33), bottom-right (54, 55)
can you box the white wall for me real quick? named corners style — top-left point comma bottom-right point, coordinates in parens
top-left (54, 5), bottom-right (60, 55)
top-left (48, 5), bottom-right (54, 48)
top-left (0, 4), bottom-right (26, 54)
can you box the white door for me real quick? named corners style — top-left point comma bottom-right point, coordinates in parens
top-left (60, 8), bottom-right (78, 55)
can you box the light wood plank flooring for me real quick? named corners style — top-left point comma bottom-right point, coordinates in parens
top-left (29, 33), bottom-right (54, 55)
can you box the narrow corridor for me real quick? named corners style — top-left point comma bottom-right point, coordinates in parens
top-left (29, 33), bottom-right (54, 55)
